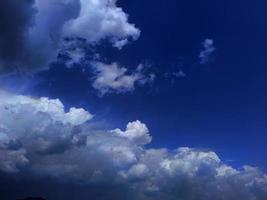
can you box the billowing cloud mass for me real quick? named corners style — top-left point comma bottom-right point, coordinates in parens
top-left (0, 0), bottom-right (140, 74)
top-left (92, 62), bottom-right (153, 96)
top-left (199, 38), bottom-right (216, 64)
top-left (0, 91), bottom-right (266, 200)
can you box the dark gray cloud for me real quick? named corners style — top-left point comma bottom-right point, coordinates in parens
top-left (0, 90), bottom-right (266, 200)
top-left (0, 0), bottom-right (36, 73)
top-left (0, 0), bottom-right (80, 74)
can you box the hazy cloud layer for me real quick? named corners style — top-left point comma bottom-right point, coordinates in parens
top-left (0, 91), bottom-right (266, 200)
top-left (0, 0), bottom-right (140, 74)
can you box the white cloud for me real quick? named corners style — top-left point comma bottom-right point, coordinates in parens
top-left (160, 147), bottom-right (220, 176)
top-left (113, 38), bottom-right (129, 50)
top-left (119, 163), bottom-right (150, 180)
top-left (92, 62), bottom-right (152, 96)
top-left (0, 91), bottom-right (266, 199)
top-left (0, 90), bottom-right (93, 126)
top-left (0, 90), bottom-right (93, 173)
top-left (199, 38), bottom-right (216, 64)
top-left (111, 120), bottom-right (152, 145)
top-left (63, 0), bottom-right (140, 47)
top-left (216, 164), bottom-right (238, 177)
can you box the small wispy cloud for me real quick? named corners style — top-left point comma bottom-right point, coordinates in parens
top-left (91, 62), bottom-right (155, 96)
top-left (199, 38), bottom-right (216, 64)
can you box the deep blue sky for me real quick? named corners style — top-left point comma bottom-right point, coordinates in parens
top-left (6, 0), bottom-right (267, 170)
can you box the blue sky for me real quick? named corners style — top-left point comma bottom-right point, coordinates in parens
top-left (0, 0), bottom-right (267, 199)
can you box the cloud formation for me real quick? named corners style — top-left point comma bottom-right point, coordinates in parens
top-left (0, 0), bottom-right (140, 74)
top-left (63, 0), bottom-right (140, 49)
top-left (111, 120), bottom-right (152, 145)
top-left (0, 91), bottom-right (266, 200)
top-left (199, 38), bottom-right (216, 64)
top-left (92, 62), bottom-right (153, 96)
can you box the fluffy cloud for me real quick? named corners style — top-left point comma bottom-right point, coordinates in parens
top-left (0, 90), bottom-right (92, 126)
top-left (199, 38), bottom-right (216, 64)
top-left (0, 0), bottom-right (140, 74)
top-left (0, 90), bottom-right (93, 173)
top-left (63, 0), bottom-right (140, 48)
top-left (92, 62), bottom-right (153, 96)
top-left (0, 91), bottom-right (267, 200)
top-left (111, 120), bottom-right (152, 145)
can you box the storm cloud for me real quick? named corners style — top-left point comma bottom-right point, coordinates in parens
top-left (0, 90), bottom-right (266, 200)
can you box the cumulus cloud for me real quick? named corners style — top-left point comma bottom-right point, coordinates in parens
top-left (0, 0), bottom-right (140, 74)
top-left (0, 91), bottom-right (267, 200)
top-left (63, 0), bottom-right (140, 47)
top-left (111, 120), bottom-right (152, 145)
top-left (0, 90), bottom-right (93, 173)
top-left (199, 38), bottom-right (216, 64)
top-left (0, 90), bottom-right (92, 126)
top-left (92, 62), bottom-right (153, 96)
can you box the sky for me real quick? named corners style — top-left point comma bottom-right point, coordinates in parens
top-left (0, 0), bottom-right (267, 200)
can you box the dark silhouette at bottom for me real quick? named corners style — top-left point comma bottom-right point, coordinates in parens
top-left (17, 197), bottom-right (46, 200)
